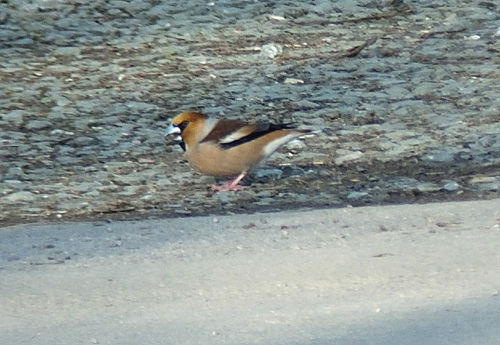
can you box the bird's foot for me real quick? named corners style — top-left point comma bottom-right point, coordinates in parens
top-left (211, 173), bottom-right (247, 192)
top-left (211, 182), bottom-right (246, 192)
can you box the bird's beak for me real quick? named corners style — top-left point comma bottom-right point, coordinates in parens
top-left (165, 123), bottom-right (185, 151)
top-left (165, 123), bottom-right (181, 137)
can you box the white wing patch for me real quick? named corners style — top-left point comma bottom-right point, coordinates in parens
top-left (262, 133), bottom-right (299, 157)
top-left (199, 117), bottom-right (219, 142)
top-left (219, 127), bottom-right (252, 144)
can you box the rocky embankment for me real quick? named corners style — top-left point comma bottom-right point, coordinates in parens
top-left (1, 0), bottom-right (500, 226)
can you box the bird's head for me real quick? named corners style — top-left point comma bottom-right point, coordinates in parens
top-left (165, 112), bottom-right (208, 151)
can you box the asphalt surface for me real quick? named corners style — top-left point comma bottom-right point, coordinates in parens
top-left (1, 199), bottom-right (500, 344)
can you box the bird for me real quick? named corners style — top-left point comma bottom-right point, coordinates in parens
top-left (165, 111), bottom-right (310, 191)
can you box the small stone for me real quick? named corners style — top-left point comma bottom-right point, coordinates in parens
top-left (156, 178), bottom-right (174, 185)
top-left (25, 120), bottom-right (53, 131)
top-left (26, 208), bottom-right (43, 214)
top-left (119, 185), bottom-right (142, 196)
top-left (284, 78), bottom-right (304, 84)
top-left (3, 180), bottom-right (22, 184)
top-left (73, 136), bottom-right (98, 147)
top-left (253, 198), bottom-right (273, 206)
top-left (3, 110), bottom-right (25, 127)
top-left (70, 183), bottom-right (98, 193)
top-left (268, 15), bottom-right (286, 21)
top-left (334, 150), bottom-right (364, 165)
top-left (259, 43), bottom-right (282, 59)
top-left (54, 47), bottom-right (81, 56)
top-left (111, 175), bottom-right (138, 186)
top-left (468, 176), bottom-right (500, 191)
top-left (286, 139), bottom-right (306, 150)
top-left (51, 129), bottom-right (74, 136)
top-left (295, 100), bottom-right (320, 109)
top-left (463, 35), bottom-right (480, 41)
top-left (4, 191), bottom-right (36, 202)
top-left (48, 106), bottom-right (68, 120)
top-left (442, 180), bottom-right (460, 192)
top-left (422, 150), bottom-right (454, 163)
top-left (0, 11), bottom-right (8, 24)
top-left (256, 168), bottom-right (282, 180)
top-left (415, 183), bottom-right (441, 193)
top-left (256, 190), bottom-right (273, 198)
top-left (469, 176), bottom-right (496, 184)
top-left (347, 191), bottom-right (369, 200)
top-left (5, 166), bottom-right (26, 178)
top-left (211, 191), bottom-right (233, 203)
top-left (125, 101), bottom-right (157, 112)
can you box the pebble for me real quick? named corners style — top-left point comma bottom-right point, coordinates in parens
top-left (286, 139), bottom-right (307, 151)
top-left (259, 44), bottom-right (282, 59)
top-left (69, 183), bottom-right (99, 193)
top-left (3, 110), bottom-right (25, 127)
top-left (347, 191), bottom-right (369, 200)
top-left (469, 176), bottom-right (497, 184)
top-left (73, 137), bottom-right (99, 147)
top-left (422, 150), bottom-right (455, 163)
top-left (25, 120), bottom-right (54, 131)
top-left (54, 47), bottom-right (81, 56)
top-left (5, 167), bottom-right (26, 178)
top-left (4, 191), bottom-right (37, 202)
top-left (3, 180), bottom-right (23, 185)
top-left (284, 78), bottom-right (304, 84)
top-left (442, 180), bottom-right (461, 192)
top-left (468, 176), bottom-right (500, 191)
top-left (211, 192), bottom-right (233, 204)
top-left (295, 100), bottom-right (321, 109)
top-left (334, 150), bottom-right (364, 166)
top-left (120, 186), bottom-right (143, 196)
top-left (256, 168), bottom-right (283, 180)
top-left (415, 183), bottom-right (441, 193)
top-left (0, 11), bottom-right (8, 24)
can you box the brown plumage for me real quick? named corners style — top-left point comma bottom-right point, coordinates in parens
top-left (165, 111), bottom-right (309, 191)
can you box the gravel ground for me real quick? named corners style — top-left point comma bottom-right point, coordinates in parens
top-left (1, 0), bottom-right (500, 226)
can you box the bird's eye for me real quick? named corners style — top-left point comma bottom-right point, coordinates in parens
top-left (178, 121), bottom-right (189, 132)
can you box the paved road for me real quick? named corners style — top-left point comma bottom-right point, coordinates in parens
top-left (1, 200), bottom-right (500, 344)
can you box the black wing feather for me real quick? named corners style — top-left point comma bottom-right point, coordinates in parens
top-left (219, 123), bottom-right (296, 150)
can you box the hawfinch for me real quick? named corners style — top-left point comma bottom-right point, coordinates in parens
top-left (165, 111), bottom-right (310, 191)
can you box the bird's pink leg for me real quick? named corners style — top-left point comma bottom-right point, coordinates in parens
top-left (211, 172), bottom-right (246, 191)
